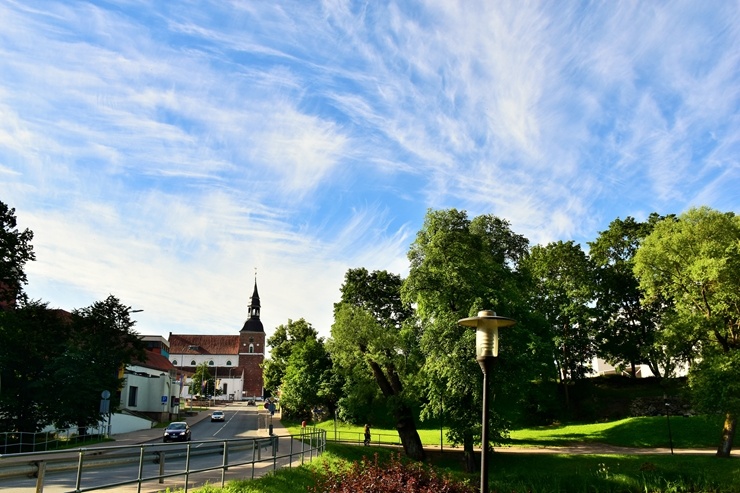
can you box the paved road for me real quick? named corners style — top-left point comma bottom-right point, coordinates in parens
top-left (0, 402), bottom-right (303, 493)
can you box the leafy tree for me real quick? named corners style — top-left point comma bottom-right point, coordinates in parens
top-left (521, 240), bottom-right (597, 410)
top-left (0, 200), bottom-right (35, 308)
top-left (190, 362), bottom-right (213, 398)
top-left (402, 209), bottom-right (540, 472)
top-left (280, 337), bottom-right (333, 419)
top-left (48, 295), bottom-right (146, 430)
top-left (263, 318), bottom-right (321, 395)
top-left (330, 268), bottom-right (425, 461)
top-left (0, 301), bottom-right (71, 431)
top-left (589, 215), bottom-right (681, 378)
top-left (634, 207), bottom-right (740, 457)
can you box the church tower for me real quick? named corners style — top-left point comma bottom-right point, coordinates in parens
top-left (239, 278), bottom-right (265, 398)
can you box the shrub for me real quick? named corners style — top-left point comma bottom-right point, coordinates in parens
top-left (309, 452), bottom-right (475, 493)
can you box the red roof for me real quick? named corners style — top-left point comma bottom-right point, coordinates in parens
top-left (168, 334), bottom-right (241, 355)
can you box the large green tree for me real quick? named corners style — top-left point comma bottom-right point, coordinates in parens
top-left (280, 337), bottom-right (334, 420)
top-left (0, 200), bottom-right (35, 308)
top-left (330, 268), bottom-right (425, 461)
top-left (263, 318), bottom-right (321, 396)
top-left (634, 207), bottom-right (740, 457)
top-left (0, 301), bottom-right (72, 431)
top-left (402, 209), bottom-right (541, 472)
top-left (522, 240), bottom-right (597, 408)
top-left (589, 215), bottom-right (687, 378)
top-left (48, 295), bottom-right (146, 430)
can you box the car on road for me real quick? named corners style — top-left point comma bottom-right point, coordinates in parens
top-left (163, 422), bottom-right (191, 442)
top-left (211, 411), bottom-right (225, 422)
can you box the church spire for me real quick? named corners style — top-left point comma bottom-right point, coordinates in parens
top-left (240, 273), bottom-right (264, 332)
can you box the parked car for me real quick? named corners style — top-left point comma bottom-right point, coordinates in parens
top-left (211, 411), bottom-right (225, 422)
top-left (163, 422), bottom-right (191, 442)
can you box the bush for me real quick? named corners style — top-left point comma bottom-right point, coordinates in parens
top-left (309, 452), bottom-right (475, 493)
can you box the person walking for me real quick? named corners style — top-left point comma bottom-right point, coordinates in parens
top-left (363, 423), bottom-right (371, 446)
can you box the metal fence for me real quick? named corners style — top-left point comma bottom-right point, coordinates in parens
top-left (0, 425), bottom-right (109, 454)
top-left (0, 429), bottom-right (326, 493)
top-left (328, 429), bottom-right (402, 446)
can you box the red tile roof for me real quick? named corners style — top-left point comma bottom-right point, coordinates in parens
top-left (168, 334), bottom-right (241, 355)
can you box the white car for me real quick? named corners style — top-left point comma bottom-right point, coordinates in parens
top-left (211, 411), bottom-right (225, 422)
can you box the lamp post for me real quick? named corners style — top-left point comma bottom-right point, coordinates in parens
top-left (664, 394), bottom-right (674, 455)
top-left (458, 310), bottom-right (516, 493)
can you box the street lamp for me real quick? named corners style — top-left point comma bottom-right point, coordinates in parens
top-left (458, 310), bottom-right (516, 493)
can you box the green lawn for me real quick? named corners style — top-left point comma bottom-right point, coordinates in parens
top-left (181, 441), bottom-right (740, 493)
top-left (287, 414), bottom-right (725, 450)
top-left (177, 416), bottom-right (738, 493)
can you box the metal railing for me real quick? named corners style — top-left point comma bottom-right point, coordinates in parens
top-left (0, 425), bottom-right (108, 454)
top-left (328, 430), bottom-right (402, 446)
top-left (0, 429), bottom-right (326, 493)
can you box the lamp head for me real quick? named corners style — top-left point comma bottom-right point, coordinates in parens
top-left (458, 310), bottom-right (516, 358)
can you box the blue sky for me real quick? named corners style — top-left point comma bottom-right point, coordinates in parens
top-left (1, 1), bottom-right (738, 342)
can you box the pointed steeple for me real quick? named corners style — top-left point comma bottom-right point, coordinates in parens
top-left (240, 276), bottom-right (264, 332)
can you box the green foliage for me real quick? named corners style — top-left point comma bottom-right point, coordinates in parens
top-left (0, 200), bottom-right (35, 306)
top-left (49, 295), bottom-right (146, 429)
top-left (634, 207), bottom-right (740, 353)
top-left (190, 362), bottom-right (213, 398)
top-left (688, 350), bottom-right (740, 416)
top-left (0, 300), bottom-right (71, 431)
top-left (523, 240), bottom-right (597, 382)
top-left (589, 215), bottom-right (679, 378)
top-left (280, 337), bottom-right (333, 419)
top-left (402, 208), bottom-right (544, 469)
top-left (330, 268), bottom-right (426, 461)
top-left (263, 318), bottom-right (320, 395)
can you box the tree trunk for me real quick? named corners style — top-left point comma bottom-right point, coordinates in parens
top-left (463, 431), bottom-right (476, 473)
top-left (395, 406), bottom-right (426, 461)
top-left (716, 413), bottom-right (736, 457)
top-left (366, 359), bottom-right (426, 461)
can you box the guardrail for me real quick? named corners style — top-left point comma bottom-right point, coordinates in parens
top-left (0, 429), bottom-right (326, 493)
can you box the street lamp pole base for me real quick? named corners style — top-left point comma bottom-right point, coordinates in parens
top-left (478, 355), bottom-right (494, 493)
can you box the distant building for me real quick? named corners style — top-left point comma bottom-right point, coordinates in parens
top-left (168, 280), bottom-right (266, 400)
top-left (119, 335), bottom-right (179, 421)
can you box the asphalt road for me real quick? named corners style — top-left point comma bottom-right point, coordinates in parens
top-left (0, 407), bottom-right (275, 493)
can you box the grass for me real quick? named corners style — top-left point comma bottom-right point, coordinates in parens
top-left (285, 414), bottom-right (725, 450)
top-left (165, 416), bottom-right (739, 493)
top-left (169, 442), bottom-right (740, 493)
top-left (506, 414), bottom-right (725, 448)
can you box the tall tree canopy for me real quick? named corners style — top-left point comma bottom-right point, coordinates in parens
top-left (521, 240), bottom-right (597, 409)
top-left (589, 215), bottom-right (684, 378)
top-left (263, 318), bottom-right (321, 395)
top-left (49, 295), bottom-right (146, 429)
top-left (0, 201), bottom-right (35, 308)
top-left (402, 209), bottom-right (541, 472)
top-left (330, 268), bottom-right (425, 461)
top-left (634, 207), bottom-right (740, 457)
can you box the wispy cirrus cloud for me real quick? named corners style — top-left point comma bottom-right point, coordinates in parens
top-left (1, 0), bottom-right (738, 339)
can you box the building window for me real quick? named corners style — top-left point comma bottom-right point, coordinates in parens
top-left (209, 361), bottom-right (214, 366)
top-left (172, 359), bottom-right (178, 366)
top-left (226, 360), bottom-right (232, 366)
top-left (128, 386), bottom-right (138, 407)
top-left (249, 337), bottom-right (254, 343)
top-left (190, 360), bottom-right (196, 366)
top-left (249, 343), bottom-right (254, 353)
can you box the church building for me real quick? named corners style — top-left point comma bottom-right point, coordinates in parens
top-left (168, 280), bottom-right (266, 400)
